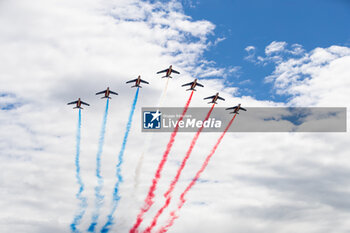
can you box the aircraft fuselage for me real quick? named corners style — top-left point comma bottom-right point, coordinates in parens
top-left (212, 93), bottom-right (219, 103)
top-left (76, 98), bottom-right (82, 108)
top-left (235, 104), bottom-right (241, 113)
top-left (190, 79), bottom-right (197, 90)
top-left (166, 65), bottom-right (172, 77)
top-left (105, 87), bottom-right (110, 98)
top-left (136, 76), bottom-right (141, 86)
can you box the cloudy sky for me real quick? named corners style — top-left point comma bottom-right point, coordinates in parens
top-left (0, 0), bottom-right (349, 233)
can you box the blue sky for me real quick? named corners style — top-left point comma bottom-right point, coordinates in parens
top-left (182, 0), bottom-right (350, 101)
top-left (1, 1), bottom-right (350, 233)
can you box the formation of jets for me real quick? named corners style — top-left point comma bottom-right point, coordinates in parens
top-left (126, 75), bottom-right (149, 88)
top-left (96, 87), bottom-right (118, 99)
top-left (67, 98), bottom-right (90, 109)
top-left (67, 65), bottom-right (246, 113)
top-left (226, 104), bottom-right (247, 114)
top-left (182, 79), bottom-right (204, 91)
top-left (156, 65), bottom-right (180, 78)
top-left (204, 93), bottom-right (225, 104)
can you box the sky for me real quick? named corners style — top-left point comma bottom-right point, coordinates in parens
top-left (0, 0), bottom-right (349, 233)
top-left (182, 0), bottom-right (350, 101)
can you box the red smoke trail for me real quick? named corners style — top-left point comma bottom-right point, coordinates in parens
top-left (144, 104), bottom-right (216, 233)
top-left (158, 114), bottom-right (237, 233)
top-left (130, 91), bottom-right (194, 233)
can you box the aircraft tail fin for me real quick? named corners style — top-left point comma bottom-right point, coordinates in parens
top-left (187, 88), bottom-right (196, 91)
top-left (101, 96), bottom-right (111, 99)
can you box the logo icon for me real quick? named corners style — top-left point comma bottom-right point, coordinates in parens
top-left (143, 110), bottom-right (161, 129)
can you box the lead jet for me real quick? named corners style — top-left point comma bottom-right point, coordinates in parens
top-left (226, 104), bottom-right (247, 114)
top-left (67, 98), bottom-right (90, 109)
top-left (204, 93), bottom-right (225, 104)
top-left (181, 79), bottom-right (204, 91)
top-left (96, 87), bottom-right (118, 99)
top-left (156, 65), bottom-right (180, 78)
top-left (126, 75), bottom-right (149, 88)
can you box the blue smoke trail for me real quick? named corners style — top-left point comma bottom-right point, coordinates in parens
top-left (100, 88), bottom-right (139, 233)
top-left (70, 109), bottom-right (88, 233)
top-left (88, 99), bottom-right (110, 232)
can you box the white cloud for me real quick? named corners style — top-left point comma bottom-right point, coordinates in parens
top-left (213, 37), bottom-right (226, 46)
top-left (0, 1), bottom-right (244, 232)
top-left (266, 45), bottom-right (350, 106)
top-left (245, 45), bottom-right (256, 52)
top-left (244, 45), bottom-right (256, 61)
top-left (245, 41), bottom-right (306, 65)
top-left (265, 41), bottom-right (287, 55)
top-left (290, 43), bottom-right (305, 55)
top-left (1, 1), bottom-right (350, 233)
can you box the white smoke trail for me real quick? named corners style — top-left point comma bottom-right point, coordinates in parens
top-left (134, 77), bottom-right (170, 192)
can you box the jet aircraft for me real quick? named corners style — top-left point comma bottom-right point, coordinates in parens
top-left (226, 104), bottom-right (247, 114)
top-left (204, 93), bottom-right (225, 104)
top-left (156, 65), bottom-right (180, 78)
top-left (126, 75), bottom-right (149, 88)
top-left (182, 79), bottom-right (204, 91)
top-left (67, 98), bottom-right (90, 109)
top-left (96, 87), bottom-right (118, 99)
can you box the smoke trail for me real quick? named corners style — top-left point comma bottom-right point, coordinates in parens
top-left (157, 77), bottom-right (170, 107)
top-left (134, 141), bottom-right (148, 190)
top-left (158, 114), bottom-right (237, 233)
top-left (70, 109), bottom-right (88, 233)
top-left (87, 99), bottom-right (110, 232)
top-left (130, 91), bottom-right (194, 233)
top-left (101, 88), bottom-right (140, 233)
top-left (144, 104), bottom-right (215, 233)
top-left (134, 77), bottom-right (170, 191)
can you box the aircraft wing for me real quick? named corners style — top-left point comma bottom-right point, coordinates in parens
top-left (81, 101), bottom-right (90, 106)
top-left (240, 107), bottom-right (247, 111)
top-left (67, 101), bottom-right (78, 105)
top-left (126, 79), bottom-right (138, 84)
top-left (140, 79), bottom-right (149, 84)
top-left (225, 106), bottom-right (237, 110)
top-left (196, 82), bottom-right (204, 87)
top-left (96, 90), bottom-right (106, 95)
top-left (203, 95), bottom-right (215, 100)
top-left (156, 68), bottom-right (168, 74)
top-left (181, 82), bottom-right (193, 87)
top-left (218, 96), bottom-right (225, 101)
top-left (172, 69), bottom-right (180, 74)
top-left (110, 90), bottom-right (118, 95)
